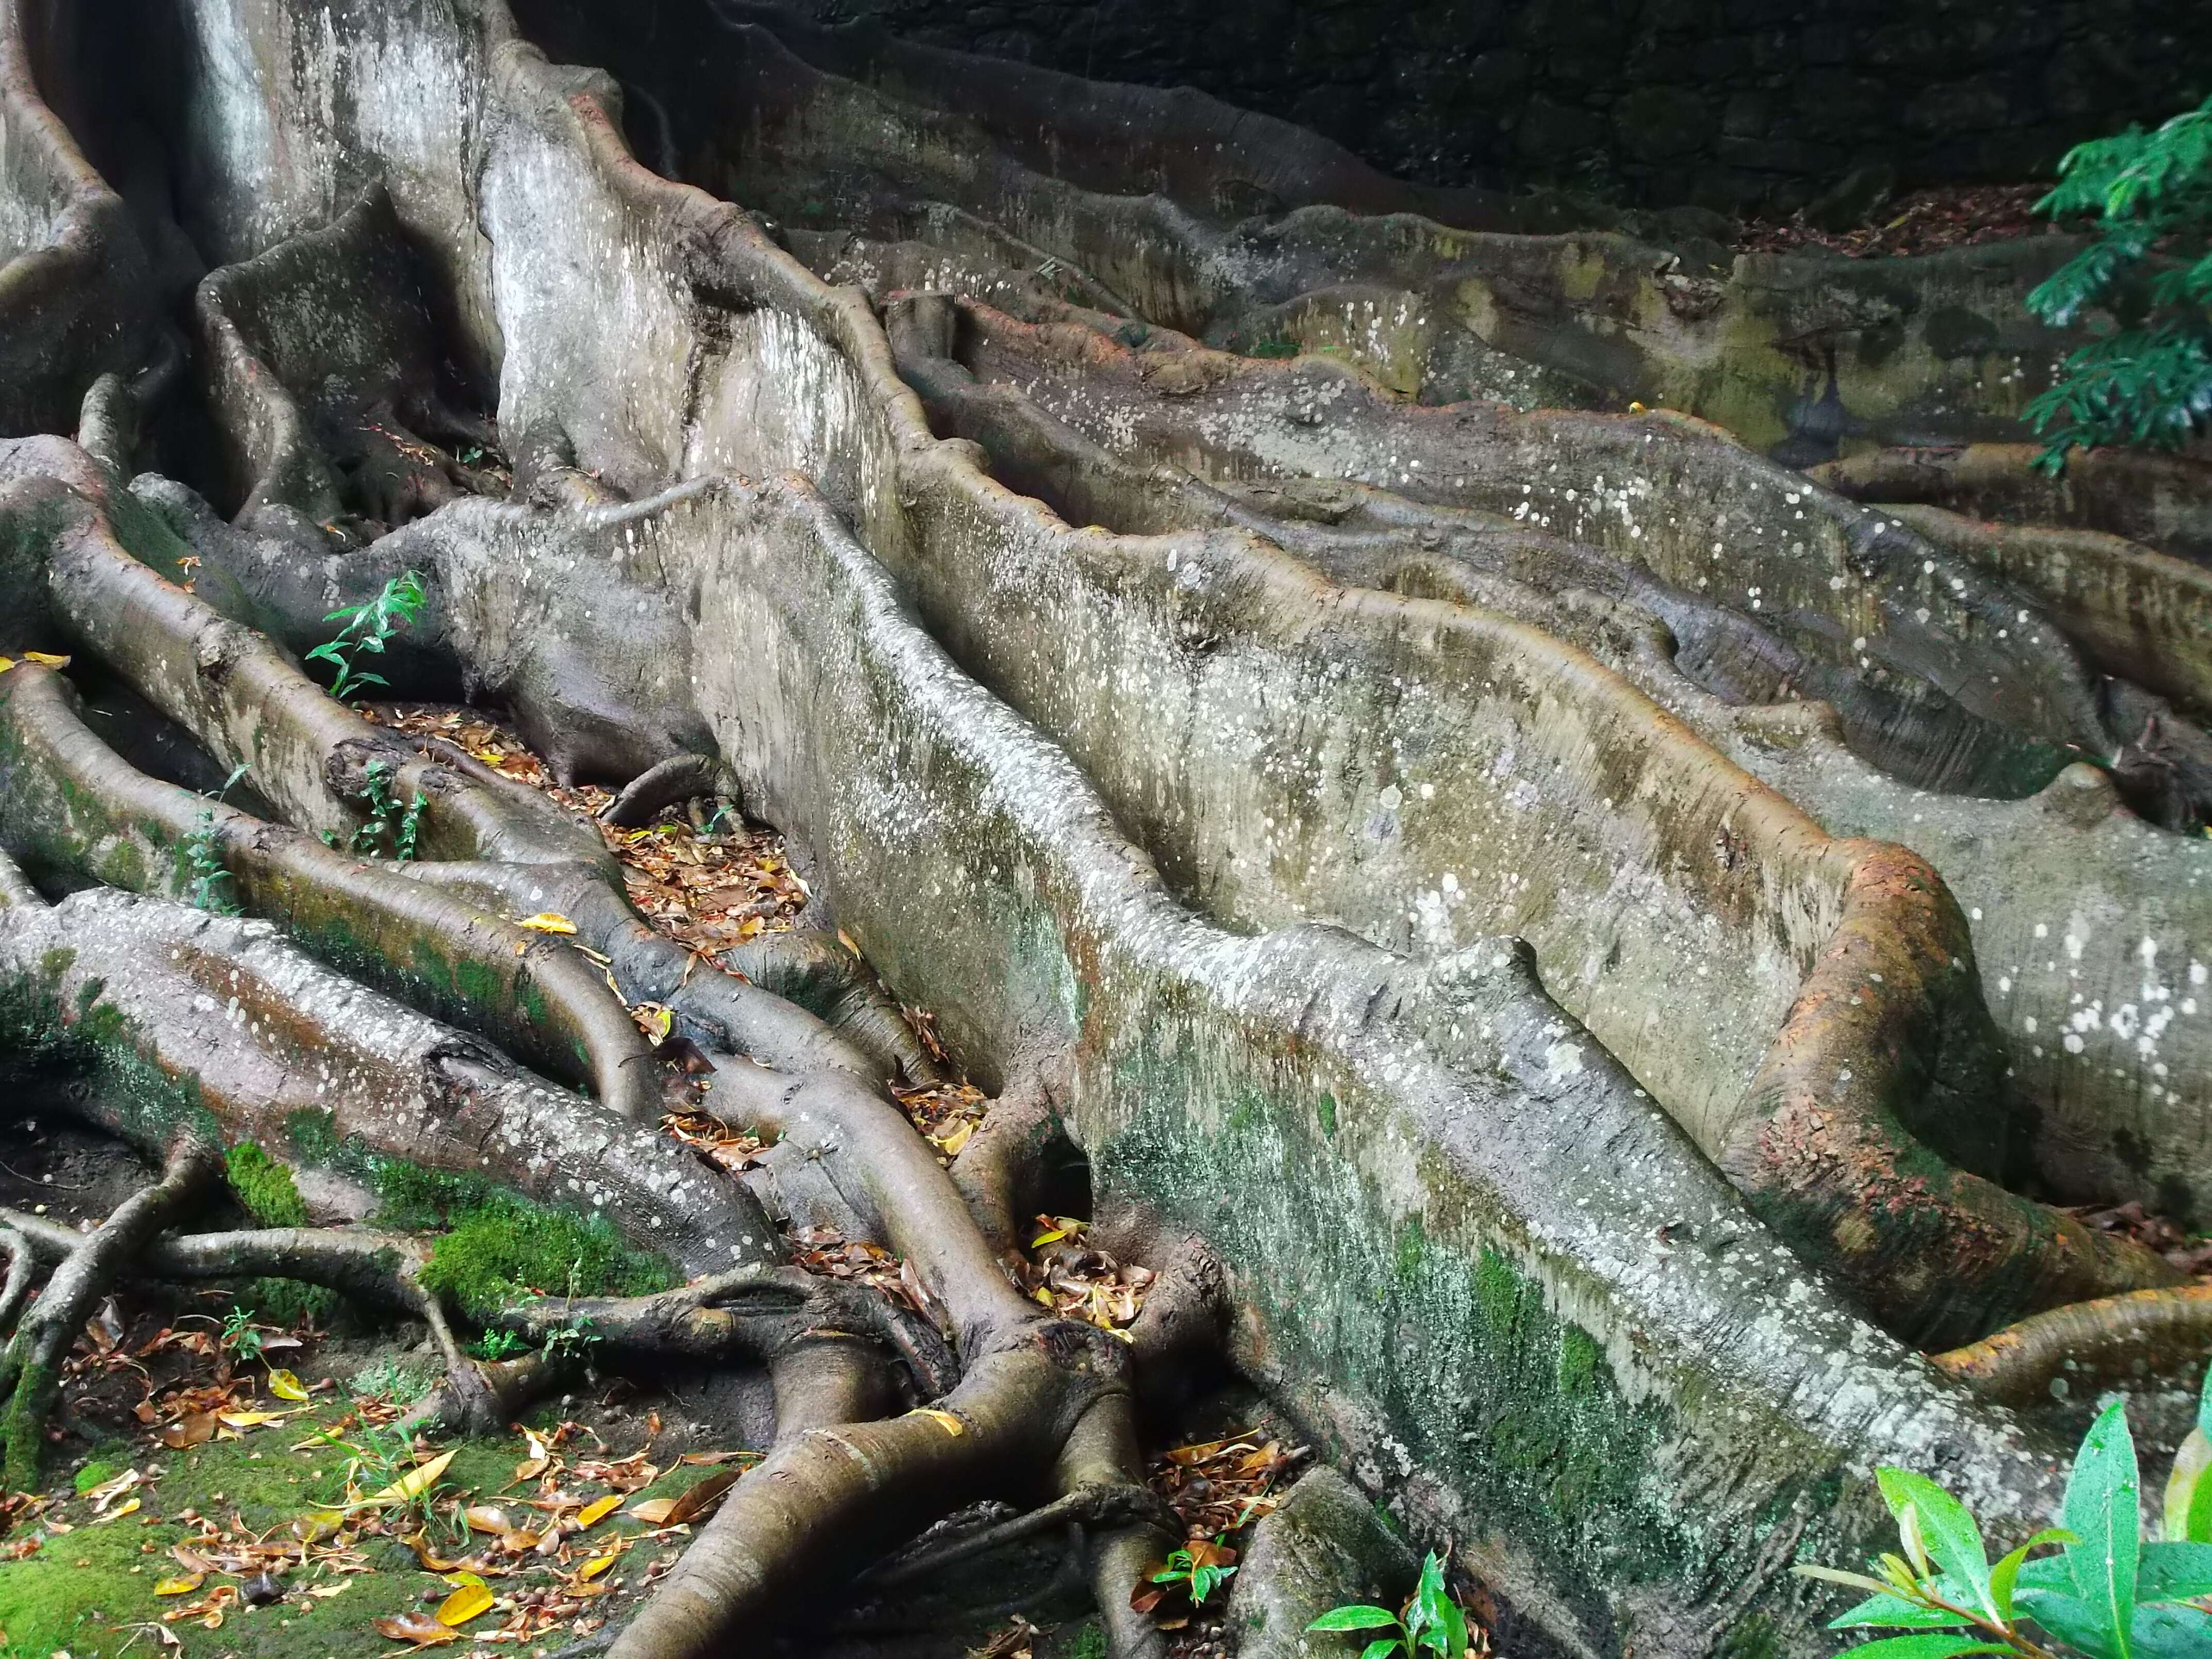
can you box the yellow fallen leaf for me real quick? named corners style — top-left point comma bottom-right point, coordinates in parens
top-left (293, 1511), bottom-right (345, 1543)
top-left (576, 1554), bottom-right (618, 1582)
top-left (307, 1582), bottom-right (351, 1599)
top-left (434, 1584), bottom-right (495, 1627)
top-left (624, 1498), bottom-right (677, 1525)
top-left (515, 913), bottom-right (576, 934)
top-left (267, 1370), bottom-right (309, 1402)
top-left (364, 1447), bottom-right (455, 1507)
top-left (217, 1410), bottom-right (291, 1429)
top-left (576, 1494), bottom-right (621, 1529)
top-left (0, 657), bottom-right (13, 672)
top-left (461, 1505), bottom-right (512, 1536)
top-left (934, 1119), bottom-right (975, 1157)
top-left (92, 1498), bottom-right (141, 1523)
top-left (908, 1408), bottom-right (964, 1437)
top-left (153, 1574), bottom-right (204, 1597)
top-left (22, 650), bottom-right (70, 667)
top-left (1030, 1227), bottom-right (1066, 1247)
top-left (441, 1573), bottom-right (486, 1591)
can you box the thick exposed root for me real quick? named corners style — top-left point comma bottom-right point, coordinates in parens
top-left (0, 1222), bottom-right (34, 1338)
top-left (0, 660), bottom-right (664, 1119)
top-left (0, 1137), bottom-right (220, 1487)
top-left (1811, 443), bottom-right (2212, 564)
top-left (1928, 1284), bottom-right (2212, 1409)
top-left (0, 881), bottom-right (771, 1277)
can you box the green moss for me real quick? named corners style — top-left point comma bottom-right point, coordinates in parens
top-left (0, 1389), bottom-right (749, 1659)
top-left (462, 959), bottom-right (510, 1016)
top-left (419, 1195), bottom-right (673, 1320)
top-left (246, 1277), bottom-right (340, 1326)
top-left (1557, 1326), bottom-right (1602, 1396)
top-left (1316, 1091), bottom-right (1338, 1137)
top-left (226, 1142), bottom-right (309, 1227)
top-left (284, 1112), bottom-right (675, 1319)
top-left (0, 970), bottom-right (221, 1157)
top-left (1102, 1040), bottom-right (1688, 1592)
top-left (5, 1358), bottom-right (57, 1491)
top-left (1713, 1612), bottom-right (1783, 1659)
top-left (72, 1460), bottom-right (120, 1495)
top-left (514, 976), bottom-right (554, 1031)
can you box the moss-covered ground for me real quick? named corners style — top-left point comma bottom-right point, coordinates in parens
top-left (0, 1395), bottom-right (739, 1659)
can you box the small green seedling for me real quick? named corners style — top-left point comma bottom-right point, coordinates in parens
top-left (345, 758), bottom-right (428, 860)
top-left (219, 1305), bottom-right (266, 1365)
top-left (183, 809), bottom-right (239, 914)
top-left (306, 570), bottom-right (427, 702)
top-left (1146, 1536), bottom-right (1238, 1608)
top-left (469, 1328), bottom-right (526, 1361)
top-left (1310, 1551), bottom-right (1477, 1657)
top-left (1796, 1363), bottom-right (2212, 1657)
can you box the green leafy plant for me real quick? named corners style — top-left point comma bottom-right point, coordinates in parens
top-left (303, 1419), bottom-right (454, 1536)
top-left (305, 569), bottom-right (427, 702)
top-left (1797, 1365), bottom-right (2212, 1657)
top-left (182, 809), bottom-right (239, 914)
top-left (469, 1327), bottom-right (526, 1362)
top-left (218, 1305), bottom-right (266, 1366)
top-left (1309, 1550), bottom-right (1478, 1658)
top-left (1146, 1536), bottom-right (1238, 1608)
top-left (346, 758), bottom-right (427, 859)
top-left (2026, 95), bottom-right (2212, 471)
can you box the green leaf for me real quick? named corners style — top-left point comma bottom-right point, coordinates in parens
top-left (1794, 1564), bottom-right (1903, 1599)
top-left (1827, 1637), bottom-right (2015, 1659)
top-left (1879, 1469), bottom-right (1993, 1618)
top-left (1991, 1530), bottom-right (2077, 1621)
top-left (2132, 1601), bottom-right (2212, 1659)
top-left (2029, 1592), bottom-right (2128, 1659)
top-left (1407, 1553), bottom-right (1467, 1657)
top-left (1829, 1593), bottom-right (1970, 1631)
top-left (2137, 1540), bottom-right (2212, 1603)
top-left (2065, 1397), bottom-right (2142, 1659)
top-left (1309, 1607), bottom-right (1403, 1632)
top-left (1360, 1641), bottom-right (1405, 1659)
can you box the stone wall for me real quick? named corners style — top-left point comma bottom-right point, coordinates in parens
top-left (784, 0), bottom-right (2212, 212)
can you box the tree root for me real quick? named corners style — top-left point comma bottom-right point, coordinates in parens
top-left (1809, 442), bottom-right (2212, 565)
top-left (0, 659), bottom-right (664, 1121)
top-left (0, 1137), bottom-right (222, 1487)
top-left (0, 1223), bottom-right (34, 1338)
top-left (1927, 1283), bottom-right (2212, 1409)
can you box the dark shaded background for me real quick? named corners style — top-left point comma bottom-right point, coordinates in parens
top-left (777, 0), bottom-right (2212, 212)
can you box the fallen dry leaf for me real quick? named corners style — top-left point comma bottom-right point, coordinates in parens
top-left (153, 1574), bottom-right (204, 1597)
top-left (158, 1412), bottom-right (217, 1450)
top-left (374, 1611), bottom-right (463, 1646)
top-left (576, 1494), bottom-right (621, 1529)
top-left (664, 1470), bottom-right (740, 1526)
